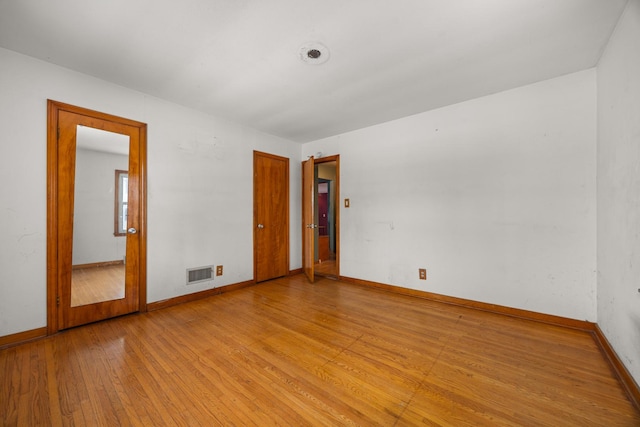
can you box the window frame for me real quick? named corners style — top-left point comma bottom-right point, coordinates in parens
top-left (114, 169), bottom-right (128, 236)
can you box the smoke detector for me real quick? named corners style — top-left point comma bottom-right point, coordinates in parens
top-left (299, 42), bottom-right (330, 65)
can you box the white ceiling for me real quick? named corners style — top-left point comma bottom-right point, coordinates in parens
top-left (0, 0), bottom-right (628, 143)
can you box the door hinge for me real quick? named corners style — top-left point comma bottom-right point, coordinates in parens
top-left (56, 295), bottom-right (60, 306)
top-left (57, 127), bottom-right (60, 139)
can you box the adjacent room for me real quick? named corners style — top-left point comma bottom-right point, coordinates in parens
top-left (1, 0), bottom-right (639, 424)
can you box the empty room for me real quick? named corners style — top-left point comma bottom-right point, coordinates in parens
top-left (1, 0), bottom-right (639, 425)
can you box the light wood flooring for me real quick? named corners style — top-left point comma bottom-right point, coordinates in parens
top-left (314, 259), bottom-right (337, 277)
top-left (2, 275), bottom-right (639, 426)
top-left (71, 264), bottom-right (125, 307)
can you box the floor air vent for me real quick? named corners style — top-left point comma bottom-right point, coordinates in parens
top-left (186, 265), bottom-right (214, 285)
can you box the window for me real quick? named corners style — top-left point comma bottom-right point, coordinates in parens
top-left (114, 170), bottom-right (128, 236)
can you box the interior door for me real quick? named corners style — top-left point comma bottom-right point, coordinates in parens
top-left (254, 151), bottom-right (289, 282)
top-left (47, 100), bottom-right (147, 331)
top-left (302, 156), bottom-right (315, 283)
top-left (313, 157), bottom-right (340, 278)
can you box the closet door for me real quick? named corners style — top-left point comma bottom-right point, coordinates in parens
top-left (301, 156), bottom-right (315, 283)
top-left (253, 151), bottom-right (289, 283)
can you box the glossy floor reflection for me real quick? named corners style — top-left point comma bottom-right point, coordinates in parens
top-left (2, 275), bottom-right (639, 425)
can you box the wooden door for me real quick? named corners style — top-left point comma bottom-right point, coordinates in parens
top-left (254, 151), bottom-right (289, 282)
top-left (302, 156), bottom-right (315, 283)
top-left (47, 101), bottom-right (147, 332)
top-left (313, 157), bottom-right (340, 278)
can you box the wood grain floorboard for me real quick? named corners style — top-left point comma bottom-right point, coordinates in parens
top-left (71, 265), bottom-right (125, 307)
top-left (1, 274), bottom-right (639, 426)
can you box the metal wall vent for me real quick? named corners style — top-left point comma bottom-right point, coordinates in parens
top-left (186, 265), bottom-right (214, 285)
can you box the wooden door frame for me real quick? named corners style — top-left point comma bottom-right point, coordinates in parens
top-left (313, 155), bottom-right (340, 278)
top-left (302, 156), bottom-right (315, 282)
top-left (47, 100), bottom-right (147, 335)
top-left (253, 150), bottom-right (290, 283)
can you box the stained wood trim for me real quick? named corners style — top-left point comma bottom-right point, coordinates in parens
top-left (593, 324), bottom-right (640, 410)
top-left (289, 268), bottom-right (303, 276)
top-left (47, 99), bottom-right (148, 332)
top-left (340, 275), bottom-right (595, 331)
top-left (301, 156), bottom-right (314, 282)
top-left (72, 260), bottom-right (124, 270)
top-left (138, 123), bottom-right (148, 312)
top-left (0, 327), bottom-right (47, 350)
top-left (50, 100), bottom-right (151, 127)
top-left (46, 101), bottom-right (60, 335)
top-left (114, 169), bottom-right (128, 236)
top-left (147, 280), bottom-right (256, 311)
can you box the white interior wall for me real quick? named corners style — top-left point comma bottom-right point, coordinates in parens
top-left (72, 148), bottom-right (128, 266)
top-left (304, 70), bottom-right (597, 321)
top-left (597, 0), bottom-right (640, 386)
top-left (0, 47), bottom-right (302, 336)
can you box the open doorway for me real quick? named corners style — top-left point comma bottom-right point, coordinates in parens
top-left (314, 157), bottom-right (339, 278)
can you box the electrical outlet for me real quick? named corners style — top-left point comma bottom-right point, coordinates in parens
top-left (216, 265), bottom-right (223, 276)
top-left (419, 268), bottom-right (427, 280)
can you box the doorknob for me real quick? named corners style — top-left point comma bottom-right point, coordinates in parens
top-left (127, 227), bottom-right (137, 234)
top-left (257, 224), bottom-right (264, 229)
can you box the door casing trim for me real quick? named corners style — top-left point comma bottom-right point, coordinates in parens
top-left (46, 100), bottom-right (147, 335)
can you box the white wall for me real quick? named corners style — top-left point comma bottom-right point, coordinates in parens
top-left (0, 47), bottom-right (301, 337)
top-left (72, 148), bottom-right (128, 265)
top-left (597, 0), bottom-right (640, 385)
top-left (304, 70), bottom-right (597, 321)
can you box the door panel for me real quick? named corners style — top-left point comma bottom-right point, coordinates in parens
top-left (47, 101), bottom-right (146, 332)
top-left (302, 156), bottom-right (315, 283)
top-left (303, 156), bottom-right (340, 280)
top-left (312, 159), bottom-right (340, 278)
top-left (254, 151), bottom-right (289, 282)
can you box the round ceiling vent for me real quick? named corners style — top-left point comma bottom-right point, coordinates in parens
top-left (299, 42), bottom-right (330, 65)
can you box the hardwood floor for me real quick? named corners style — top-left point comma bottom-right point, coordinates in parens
top-left (71, 264), bottom-right (125, 307)
top-left (314, 259), bottom-right (337, 276)
top-left (2, 275), bottom-right (639, 426)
